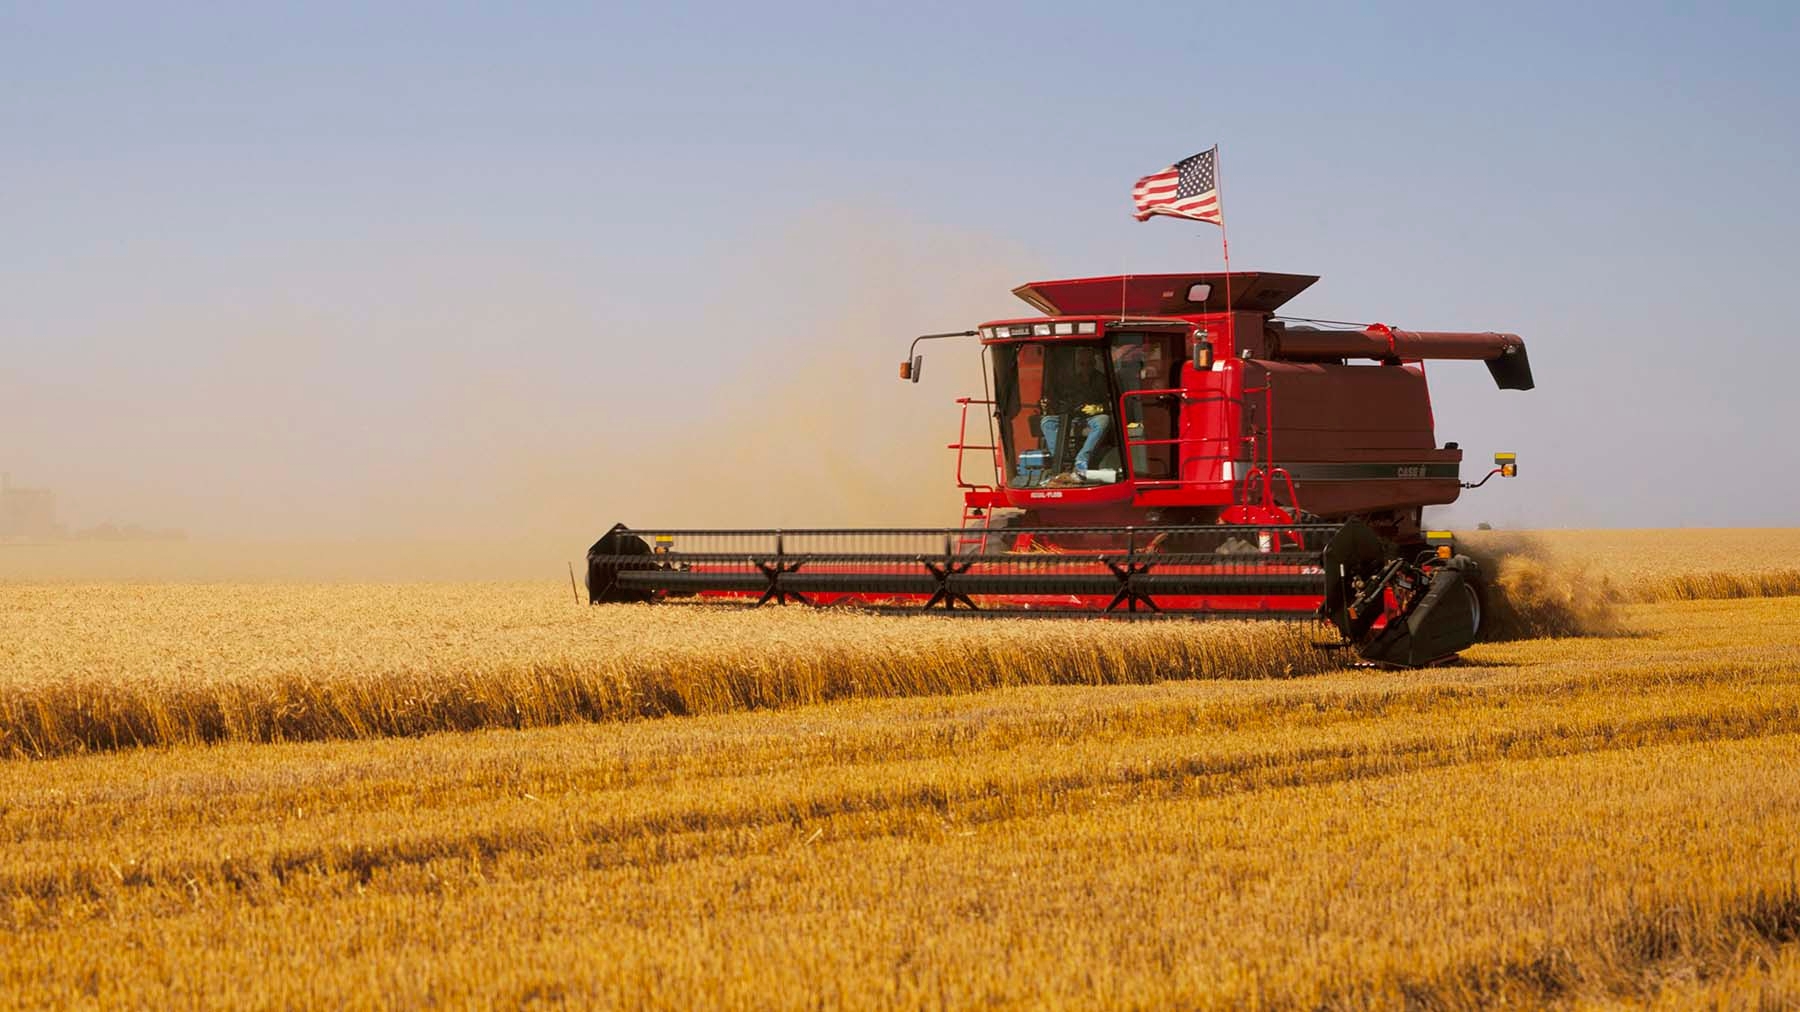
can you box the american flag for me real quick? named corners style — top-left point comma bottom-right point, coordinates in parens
top-left (1132, 147), bottom-right (1223, 225)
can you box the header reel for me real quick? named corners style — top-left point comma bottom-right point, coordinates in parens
top-left (588, 520), bottom-right (1488, 667)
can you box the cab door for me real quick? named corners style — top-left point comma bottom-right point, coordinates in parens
top-left (1109, 332), bottom-right (1183, 483)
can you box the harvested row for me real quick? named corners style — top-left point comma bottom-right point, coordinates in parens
top-left (8, 656), bottom-right (1795, 923)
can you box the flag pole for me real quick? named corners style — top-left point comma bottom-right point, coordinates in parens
top-left (1214, 145), bottom-right (1232, 330)
top-left (1211, 145), bottom-right (1253, 501)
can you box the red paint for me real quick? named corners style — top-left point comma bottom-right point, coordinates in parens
top-left (958, 270), bottom-right (1529, 544)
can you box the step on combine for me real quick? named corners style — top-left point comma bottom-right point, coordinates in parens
top-left (589, 271), bottom-right (1532, 667)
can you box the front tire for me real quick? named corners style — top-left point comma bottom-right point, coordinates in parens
top-left (1463, 572), bottom-right (1487, 641)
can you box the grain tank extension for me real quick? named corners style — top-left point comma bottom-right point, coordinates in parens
top-left (589, 271), bottom-right (1532, 667)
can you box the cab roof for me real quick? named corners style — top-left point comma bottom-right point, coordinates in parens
top-left (1011, 272), bottom-right (1318, 317)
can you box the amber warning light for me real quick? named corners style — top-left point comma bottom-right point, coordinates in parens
top-left (1462, 452), bottom-right (1520, 490)
top-left (1190, 328), bottom-right (1214, 369)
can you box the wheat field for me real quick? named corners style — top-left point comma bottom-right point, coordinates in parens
top-left (2, 530), bottom-right (1799, 1008)
top-left (0, 586), bottom-right (1333, 758)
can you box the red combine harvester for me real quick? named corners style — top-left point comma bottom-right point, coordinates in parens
top-left (589, 271), bottom-right (1532, 666)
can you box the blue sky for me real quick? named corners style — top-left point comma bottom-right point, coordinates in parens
top-left (4, 2), bottom-right (1797, 540)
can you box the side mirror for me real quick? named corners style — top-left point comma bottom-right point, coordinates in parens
top-left (899, 329), bottom-right (976, 385)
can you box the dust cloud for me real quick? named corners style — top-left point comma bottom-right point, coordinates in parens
top-left (1461, 532), bottom-right (1623, 640)
top-left (3, 210), bottom-right (1039, 580)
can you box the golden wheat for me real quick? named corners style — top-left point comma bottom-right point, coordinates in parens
top-left (11, 523), bottom-right (1799, 759)
top-left (0, 595), bottom-right (1796, 1008)
top-left (2, 531), bottom-right (1798, 1007)
top-left (1631, 568), bottom-right (1800, 603)
top-left (0, 584), bottom-right (1333, 758)
top-left (4, 535), bottom-right (1779, 758)
top-left (1467, 528), bottom-right (1800, 604)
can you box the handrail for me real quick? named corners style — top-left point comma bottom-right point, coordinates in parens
top-left (1238, 465), bottom-right (1301, 514)
top-left (1117, 387), bottom-right (1247, 490)
top-left (1114, 379), bottom-right (1291, 516)
top-left (960, 371), bottom-right (1301, 516)
top-left (950, 397), bottom-right (1000, 490)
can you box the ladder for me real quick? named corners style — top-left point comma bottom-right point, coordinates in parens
top-left (956, 503), bottom-right (994, 554)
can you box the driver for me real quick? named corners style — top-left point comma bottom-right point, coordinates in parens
top-left (1040, 348), bottom-right (1113, 477)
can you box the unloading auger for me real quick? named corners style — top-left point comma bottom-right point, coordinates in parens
top-left (588, 270), bottom-right (1531, 667)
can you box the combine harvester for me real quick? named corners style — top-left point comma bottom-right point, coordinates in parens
top-left (589, 271), bottom-right (1532, 666)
